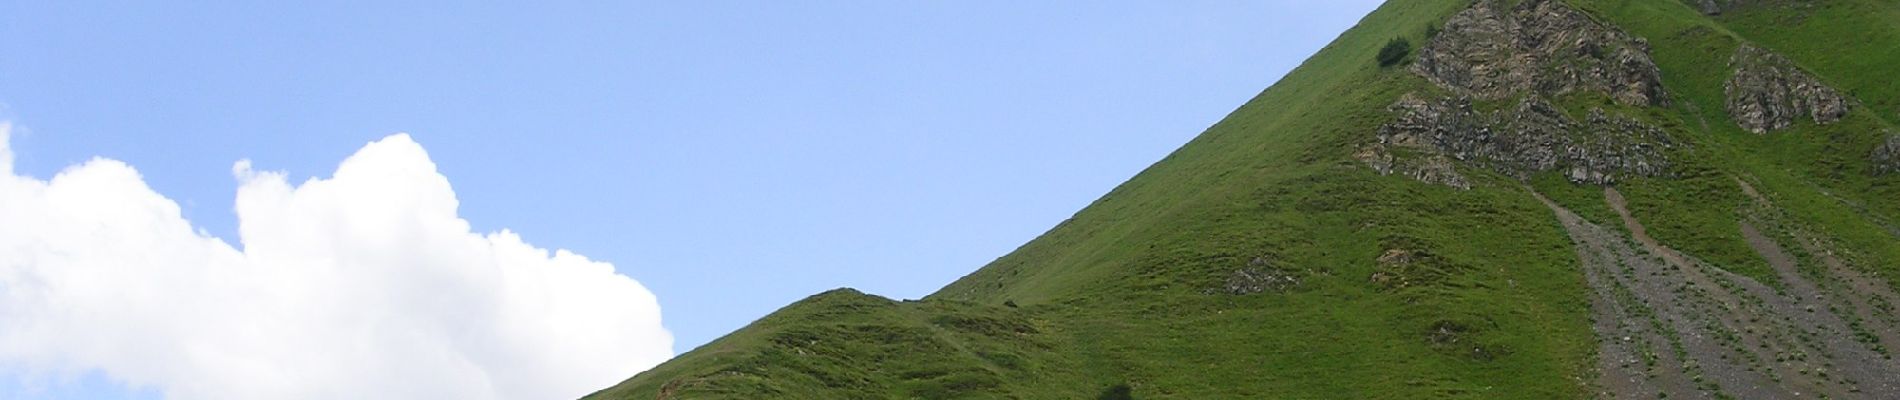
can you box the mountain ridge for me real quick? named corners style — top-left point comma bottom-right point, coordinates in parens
top-left (589, 0), bottom-right (1900, 398)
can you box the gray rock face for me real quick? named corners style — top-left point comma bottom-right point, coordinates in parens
top-left (1363, 0), bottom-right (1680, 188)
top-left (1358, 94), bottom-right (1676, 187)
top-left (1356, 96), bottom-right (1481, 189)
top-left (1725, 44), bottom-right (1849, 134)
top-left (1412, 0), bottom-right (1669, 107)
top-left (1572, 109), bottom-right (1678, 184)
top-left (1875, 131), bottom-right (1900, 176)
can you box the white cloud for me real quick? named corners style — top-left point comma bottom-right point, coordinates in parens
top-left (0, 126), bottom-right (672, 400)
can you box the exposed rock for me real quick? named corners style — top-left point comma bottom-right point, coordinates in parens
top-left (1220, 268), bottom-right (1299, 295)
top-left (1358, 94), bottom-right (1677, 187)
top-left (1569, 109), bottom-right (1676, 183)
top-left (1355, 149), bottom-right (1470, 189)
top-left (1725, 44), bottom-right (1850, 133)
top-left (1355, 97), bottom-right (1478, 189)
top-left (1212, 256), bottom-right (1300, 295)
top-left (1365, 0), bottom-right (1681, 188)
top-left (1875, 131), bottom-right (1900, 176)
top-left (1367, 249), bottom-right (1421, 290)
top-left (1368, 246), bottom-right (1468, 291)
top-left (1426, 320), bottom-right (1498, 361)
top-left (1412, 0), bottom-right (1668, 107)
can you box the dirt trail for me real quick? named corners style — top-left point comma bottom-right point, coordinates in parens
top-left (1605, 187), bottom-right (1803, 399)
top-left (1532, 186), bottom-right (1900, 399)
top-left (1530, 191), bottom-right (1693, 398)
top-left (1736, 177), bottom-right (1900, 333)
top-left (1735, 178), bottom-right (1900, 378)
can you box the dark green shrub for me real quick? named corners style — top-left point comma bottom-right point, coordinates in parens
top-left (1097, 384), bottom-right (1134, 400)
top-left (1377, 37), bottom-right (1412, 67)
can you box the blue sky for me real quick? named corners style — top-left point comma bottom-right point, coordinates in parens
top-left (0, 1), bottom-right (1380, 398)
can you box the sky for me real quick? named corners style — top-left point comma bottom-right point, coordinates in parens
top-left (0, 1), bottom-right (1382, 399)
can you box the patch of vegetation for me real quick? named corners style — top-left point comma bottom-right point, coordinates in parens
top-left (1378, 37), bottom-right (1413, 67)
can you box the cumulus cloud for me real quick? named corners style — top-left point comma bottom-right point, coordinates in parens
top-left (0, 126), bottom-right (672, 400)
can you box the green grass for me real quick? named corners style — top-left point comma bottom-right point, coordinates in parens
top-left (585, 289), bottom-right (1098, 399)
top-left (1573, 0), bottom-right (1900, 289)
top-left (588, 0), bottom-right (1900, 398)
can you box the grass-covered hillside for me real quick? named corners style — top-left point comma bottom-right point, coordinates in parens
top-left (588, 0), bottom-right (1900, 398)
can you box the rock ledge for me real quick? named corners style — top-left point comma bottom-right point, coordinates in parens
top-left (1725, 44), bottom-right (1850, 134)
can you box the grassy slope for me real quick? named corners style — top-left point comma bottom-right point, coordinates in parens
top-left (584, 289), bottom-right (1097, 399)
top-left (1700, 0), bottom-right (1900, 283)
top-left (1560, 0), bottom-right (1900, 288)
top-left (590, 0), bottom-right (1900, 398)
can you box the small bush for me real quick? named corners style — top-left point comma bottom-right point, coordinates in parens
top-left (1377, 37), bottom-right (1412, 67)
top-left (1097, 384), bottom-right (1134, 400)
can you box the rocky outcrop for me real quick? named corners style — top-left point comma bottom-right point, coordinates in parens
top-left (1725, 44), bottom-right (1849, 133)
top-left (1876, 131), bottom-right (1900, 176)
top-left (1216, 257), bottom-right (1300, 295)
top-left (1363, 0), bottom-right (1681, 188)
top-left (1355, 96), bottom-right (1480, 189)
top-left (1569, 109), bottom-right (1678, 183)
top-left (1412, 0), bottom-right (1669, 107)
top-left (1367, 244), bottom-right (1474, 292)
top-left (1358, 94), bottom-right (1677, 187)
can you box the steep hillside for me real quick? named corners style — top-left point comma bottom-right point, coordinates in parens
top-left (589, 0), bottom-right (1900, 398)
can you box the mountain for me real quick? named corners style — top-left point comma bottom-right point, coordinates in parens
top-left (587, 0), bottom-right (1900, 398)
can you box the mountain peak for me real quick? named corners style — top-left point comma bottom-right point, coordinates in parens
top-left (590, 1), bottom-right (1900, 398)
